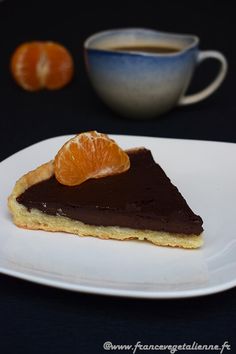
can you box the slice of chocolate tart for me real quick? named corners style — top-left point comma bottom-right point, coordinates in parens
top-left (8, 148), bottom-right (203, 248)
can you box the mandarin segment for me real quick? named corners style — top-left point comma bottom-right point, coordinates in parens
top-left (54, 131), bottom-right (130, 186)
top-left (10, 41), bottom-right (74, 91)
top-left (42, 42), bottom-right (74, 89)
top-left (11, 42), bottom-right (44, 91)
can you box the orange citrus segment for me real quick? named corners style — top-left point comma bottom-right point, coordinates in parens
top-left (42, 42), bottom-right (74, 89)
top-left (10, 41), bottom-right (74, 91)
top-left (54, 131), bottom-right (130, 186)
top-left (11, 42), bottom-right (43, 91)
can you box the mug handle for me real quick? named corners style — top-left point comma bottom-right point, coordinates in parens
top-left (178, 50), bottom-right (228, 106)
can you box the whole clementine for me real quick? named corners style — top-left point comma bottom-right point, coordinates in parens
top-left (11, 41), bottom-right (74, 91)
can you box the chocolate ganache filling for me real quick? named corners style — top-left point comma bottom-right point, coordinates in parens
top-left (17, 149), bottom-right (203, 235)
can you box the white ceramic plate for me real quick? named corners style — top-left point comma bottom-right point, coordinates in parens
top-left (0, 135), bottom-right (236, 298)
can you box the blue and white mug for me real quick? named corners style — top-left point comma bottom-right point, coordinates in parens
top-left (84, 28), bottom-right (227, 119)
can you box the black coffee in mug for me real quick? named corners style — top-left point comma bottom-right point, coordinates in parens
top-left (109, 45), bottom-right (180, 54)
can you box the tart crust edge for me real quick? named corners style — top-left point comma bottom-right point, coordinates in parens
top-left (8, 160), bottom-right (54, 219)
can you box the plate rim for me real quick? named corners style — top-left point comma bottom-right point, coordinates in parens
top-left (1, 133), bottom-right (236, 165)
top-left (0, 265), bottom-right (236, 299)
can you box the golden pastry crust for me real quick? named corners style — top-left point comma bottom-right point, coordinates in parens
top-left (8, 160), bottom-right (203, 249)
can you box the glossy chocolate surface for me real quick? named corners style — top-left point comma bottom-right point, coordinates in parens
top-left (17, 149), bottom-right (203, 235)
